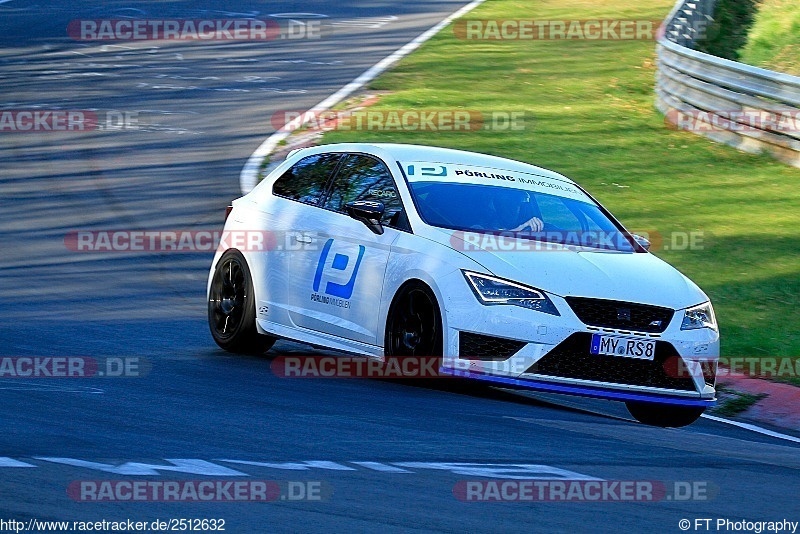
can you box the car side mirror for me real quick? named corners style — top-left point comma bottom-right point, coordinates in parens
top-left (345, 200), bottom-right (385, 235)
top-left (632, 233), bottom-right (651, 251)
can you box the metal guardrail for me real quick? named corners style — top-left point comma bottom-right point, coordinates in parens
top-left (656, 0), bottom-right (800, 168)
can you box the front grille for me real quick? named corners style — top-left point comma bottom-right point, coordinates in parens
top-left (565, 297), bottom-right (674, 333)
top-left (525, 333), bottom-right (696, 391)
top-left (459, 332), bottom-right (526, 361)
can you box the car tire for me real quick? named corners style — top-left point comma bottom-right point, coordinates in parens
top-left (385, 281), bottom-right (443, 363)
top-left (208, 249), bottom-right (276, 354)
top-left (625, 401), bottom-right (705, 428)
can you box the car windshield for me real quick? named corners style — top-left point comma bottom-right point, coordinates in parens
top-left (408, 181), bottom-right (635, 252)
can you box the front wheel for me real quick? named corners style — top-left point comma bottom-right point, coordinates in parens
top-left (385, 282), bottom-right (443, 358)
top-left (625, 401), bottom-right (705, 427)
top-left (208, 249), bottom-right (275, 354)
top-left (384, 282), bottom-right (444, 383)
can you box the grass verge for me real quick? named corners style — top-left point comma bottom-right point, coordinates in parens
top-left (712, 386), bottom-right (769, 416)
top-left (319, 0), bottom-right (800, 365)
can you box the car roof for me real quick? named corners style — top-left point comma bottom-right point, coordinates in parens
top-left (302, 143), bottom-right (575, 184)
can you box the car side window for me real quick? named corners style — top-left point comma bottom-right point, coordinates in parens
top-left (272, 153), bottom-right (342, 205)
top-left (322, 154), bottom-right (408, 230)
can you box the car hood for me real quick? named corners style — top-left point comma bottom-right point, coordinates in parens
top-left (438, 230), bottom-right (708, 310)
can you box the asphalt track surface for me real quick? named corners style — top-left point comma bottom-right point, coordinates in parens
top-left (1, 1), bottom-right (799, 532)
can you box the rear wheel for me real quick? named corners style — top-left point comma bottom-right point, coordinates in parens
top-left (625, 401), bottom-right (705, 427)
top-left (208, 249), bottom-right (275, 354)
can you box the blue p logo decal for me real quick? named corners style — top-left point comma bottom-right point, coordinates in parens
top-left (313, 239), bottom-right (365, 299)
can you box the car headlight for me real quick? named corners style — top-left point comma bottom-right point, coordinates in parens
top-left (681, 302), bottom-right (717, 331)
top-left (462, 271), bottom-right (560, 316)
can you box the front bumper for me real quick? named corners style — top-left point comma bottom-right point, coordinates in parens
top-left (441, 288), bottom-right (719, 406)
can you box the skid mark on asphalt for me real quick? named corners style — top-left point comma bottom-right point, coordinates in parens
top-left (330, 16), bottom-right (398, 29)
top-left (269, 13), bottom-right (328, 19)
top-left (0, 382), bottom-right (103, 393)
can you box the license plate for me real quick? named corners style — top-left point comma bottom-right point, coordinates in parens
top-left (590, 333), bottom-right (656, 360)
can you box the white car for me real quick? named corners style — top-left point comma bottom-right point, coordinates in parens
top-left (208, 143), bottom-right (719, 427)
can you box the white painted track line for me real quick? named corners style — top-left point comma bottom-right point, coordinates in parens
top-left (701, 414), bottom-right (800, 444)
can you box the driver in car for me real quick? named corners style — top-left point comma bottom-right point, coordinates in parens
top-left (495, 189), bottom-right (544, 232)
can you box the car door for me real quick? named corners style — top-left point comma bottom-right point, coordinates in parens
top-left (254, 152), bottom-right (343, 330)
top-left (286, 153), bottom-right (408, 346)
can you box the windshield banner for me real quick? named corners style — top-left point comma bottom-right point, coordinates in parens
top-left (401, 161), bottom-right (590, 202)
